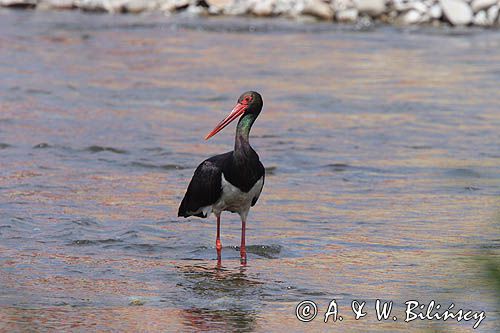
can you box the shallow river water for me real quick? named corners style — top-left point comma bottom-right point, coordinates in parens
top-left (0, 9), bottom-right (499, 332)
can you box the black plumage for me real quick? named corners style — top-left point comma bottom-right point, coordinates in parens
top-left (177, 149), bottom-right (265, 218)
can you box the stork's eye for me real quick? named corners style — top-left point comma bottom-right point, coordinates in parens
top-left (240, 94), bottom-right (253, 105)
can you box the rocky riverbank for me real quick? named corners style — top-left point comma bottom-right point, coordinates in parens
top-left (1, 0), bottom-right (500, 27)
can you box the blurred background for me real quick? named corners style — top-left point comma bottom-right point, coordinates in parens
top-left (0, 6), bottom-right (499, 333)
top-left (1, 0), bottom-right (500, 27)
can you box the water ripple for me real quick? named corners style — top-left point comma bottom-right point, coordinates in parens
top-left (85, 146), bottom-right (128, 154)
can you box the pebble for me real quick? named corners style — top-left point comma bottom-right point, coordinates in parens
top-left (124, 0), bottom-right (158, 13)
top-left (402, 8), bottom-right (422, 23)
top-left (471, 0), bottom-right (496, 12)
top-left (332, 0), bottom-right (354, 11)
top-left (473, 8), bottom-right (489, 23)
top-left (272, 0), bottom-right (294, 14)
top-left (161, 0), bottom-right (190, 12)
top-left (354, 0), bottom-right (385, 16)
top-left (186, 3), bottom-right (209, 14)
top-left (224, 0), bottom-right (250, 15)
top-left (38, 0), bottom-right (75, 9)
top-left (487, 4), bottom-right (498, 22)
top-left (251, 0), bottom-right (274, 15)
top-left (430, 3), bottom-right (443, 18)
top-left (129, 298), bottom-right (145, 306)
top-left (208, 0), bottom-right (231, 8)
top-left (393, 0), bottom-right (412, 11)
top-left (0, 0), bottom-right (37, 6)
top-left (336, 7), bottom-right (358, 21)
top-left (74, 0), bottom-right (107, 11)
top-left (412, 1), bottom-right (429, 13)
top-left (440, 0), bottom-right (473, 25)
top-left (301, 0), bottom-right (334, 19)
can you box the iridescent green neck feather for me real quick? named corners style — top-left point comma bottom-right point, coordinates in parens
top-left (235, 113), bottom-right (256, 152)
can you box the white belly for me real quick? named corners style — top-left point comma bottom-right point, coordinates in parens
top-left (212, 174), bottom-right (264, 216)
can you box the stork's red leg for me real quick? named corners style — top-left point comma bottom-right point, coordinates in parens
top-left (240, 216), bottom-right (247, 265)
top-left (216, 214), bottom-right (222, 262)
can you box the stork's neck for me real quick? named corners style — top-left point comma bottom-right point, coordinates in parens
top-left (234, 113), bottom-right (256, 156)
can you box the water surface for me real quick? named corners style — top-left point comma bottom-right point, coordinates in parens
top-left (0, 10), bottom-right (499, 332)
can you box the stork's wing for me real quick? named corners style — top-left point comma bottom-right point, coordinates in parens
top-left (251, 167), bottom-right (265, 207)
top-left (178, 153), bottom-right (230, 218)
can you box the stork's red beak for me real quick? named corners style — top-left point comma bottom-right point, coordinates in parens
top-left (205, 103), bottom-right (247, 140)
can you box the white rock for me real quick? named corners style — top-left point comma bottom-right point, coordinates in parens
top-left (38, 0), bottom-right (74, 9)
top-left (107, 0), bottom-right (134, 12)
top-left (430, 3), bottom-right (443, 17)
top-left (186, 3), bottom-right (207, 14)
top-left (336, 7), bottom-right (358, 21)
top-left (208, 5), bottom-right (221, 13)
top-left (273, 0), bottom-right (295, 15)
top-left (332, 0), bottom-right (354, 11)
top-left (393, 0), bottom-right (425, 12)
top-left (223, 0), bottom-right (250, 15)
top-left (487, 4), bottom-right (498, 21)
top-left (354, 0), bottom-right (386, 16)
top-left (301, 0), bottom-right (334, 19)
top-left (412, 1), bottom-right (429, 13)
top-left (440, 0), bottom-right (473, 25)
top-left (207, 0), bottom-right (231, 8)
top-left (402, 8), bottom-right (423, 23)
top-left (161, 0), bottom-right (189, 12)
top-left (75, 0), bottom-right (107, 11)
top-left (393, 0), bottom-right (411, 11)
top-left (160, 0), bottom-right (175, 11)
top-left (124, 0), bottom-right (159, 12)
top-left (471, 0), bottom-right (496, 12)
top-left (251, 0), bottom-right (273, 16)
top-left (0, 0), bottom-right (36, 5)
top-left (473, 9), bottom-right (490, 23)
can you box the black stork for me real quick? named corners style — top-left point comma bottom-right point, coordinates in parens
top-left (178, 91), bottom-right (265, 264)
